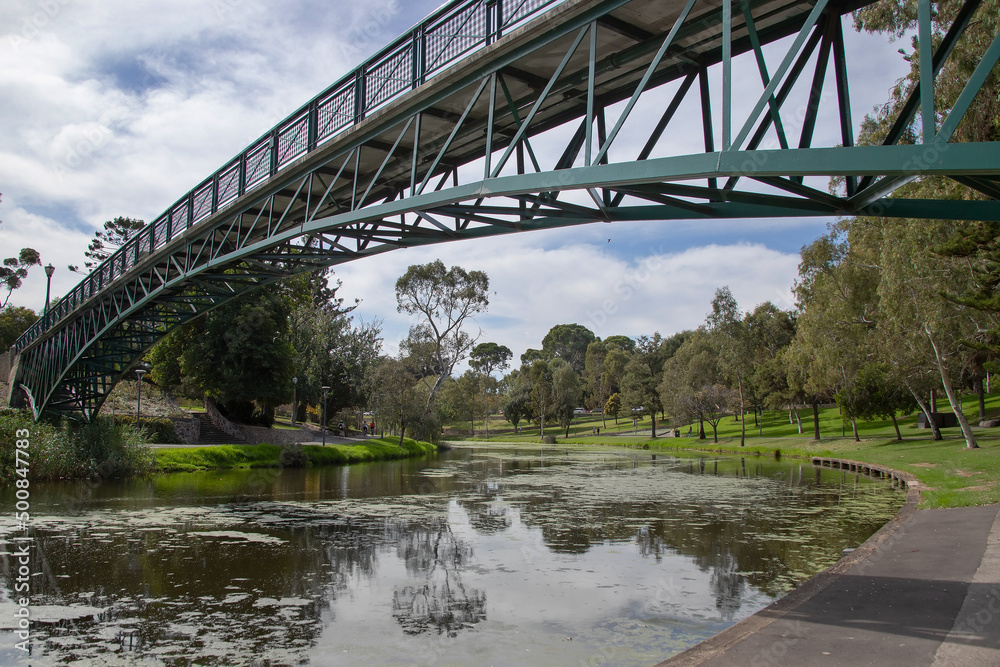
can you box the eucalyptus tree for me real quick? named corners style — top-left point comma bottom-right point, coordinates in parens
top-left (859, 215), bottom-right (980, 447)
top-left (541, 323), bottom-right (597, 373)
top-left (836, 363), bottom-right (916, 440)
top-left (658, 328), bottom-right (721, 439)
top-left (1, 248), bottom-right (40, 309)
top-left (845, 0), bottom-right (1000, 447)
top-left (583, 340), bottom-right (609, 412)
top-left (395, 261), bottom-right (489, 418)
top-left (369, 356), bottom-right (425, 446)
top-left (551, 358), bottom-right (582, 439)
top-left (501, 369), bottom-right (532, 433)
top-left (470, 342), bottom-right (512, 437)
top-left (743, 302), bottom-right (796, 432)
top-left (706, 287), bottom-right (751, 445)
top-left (620, 355), bottom-right (658, 437)
top-left (68, 216), bottom-right (145, 274)
top-left (529, 360), bottom-right (555, 437)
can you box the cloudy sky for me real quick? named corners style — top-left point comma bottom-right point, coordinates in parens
top-left (0, 0), bottom-right (913, 365)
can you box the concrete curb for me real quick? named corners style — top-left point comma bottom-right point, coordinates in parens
top-left (657, 457), bottom-right (922, 666)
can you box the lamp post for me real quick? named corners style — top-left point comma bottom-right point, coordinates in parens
top-left (135, 368), bottom-right (147, 422)
top-left (321, 385), bottom-right (330, 446)
top-left (291, 376), bottom-right (298, 426)
top-left (43, 263), bottom-right (55, 316)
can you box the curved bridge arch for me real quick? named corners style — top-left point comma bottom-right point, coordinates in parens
top-left (10, 0), bottom-right (1000, 420)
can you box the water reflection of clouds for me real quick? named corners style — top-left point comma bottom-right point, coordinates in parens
top-left (0, 449), bottom-right (903, 666)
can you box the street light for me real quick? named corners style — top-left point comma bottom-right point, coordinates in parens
top-left (321, 385), bottom-right (330, 447)
top-left (43, 263), bottom-right (55, 316)
top-left (135, 368), bottom-right (147, 423)
top-left (291, 376), bottom-right (298, 426)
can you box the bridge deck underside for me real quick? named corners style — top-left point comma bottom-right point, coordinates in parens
top-left (11, 0), bottom-right (1000, 420)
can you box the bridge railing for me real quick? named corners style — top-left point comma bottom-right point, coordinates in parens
top-left (13, 0), bottom-right (564, 355)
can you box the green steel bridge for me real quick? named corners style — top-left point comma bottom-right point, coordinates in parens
top-left (8, 0), bottom-right (1000, 420)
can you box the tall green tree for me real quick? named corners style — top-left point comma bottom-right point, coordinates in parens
top-left (68, 216), bottom-right (145, 274)
top-left (706, 287), bottom-right (750, 446)
top-left (395, 261), bottom-right (489, 418)
top-left (179, 285), bottom-right (295, 424)
top-left (620, 355), bottom-right (658, 437)
top-left (1, 248), bottom-right (41, 309)
top-left (469, 342), bottom-right (510, 437)
top-left (0, 306), bottom-right (38, 350)
top-left (501, 369), bottom-right (532, 433)
top-left (529, 359), bottom-right (556, 437)
top-left (551, 358), bottom-right (582, 438)
top-left (658, 329), bottom-right (720, 439)
top-left (290, 304), bottom-right (381, 421)
top-left (369, 356), bottom-right (425, 446)
top-left (743, 303), bottom-right (796, 432)
top-left (541, 324), bottom-right (596, 373)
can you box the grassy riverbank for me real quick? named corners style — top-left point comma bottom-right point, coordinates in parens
top-left (154, 438), bottom-right (438, 473)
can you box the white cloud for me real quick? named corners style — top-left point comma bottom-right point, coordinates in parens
top-left (333, 230), bottom-right (800, 364)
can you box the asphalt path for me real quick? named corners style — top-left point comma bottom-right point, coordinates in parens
top-left (661, 474), bottom-right (1000, 666)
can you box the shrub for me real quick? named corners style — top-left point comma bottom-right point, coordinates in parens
top-left (279, 444), bottom-right (309, 468)
top-left (0, 409), bottom-right (155, 482)
top-left (105, 415), bottom-right (178, 443)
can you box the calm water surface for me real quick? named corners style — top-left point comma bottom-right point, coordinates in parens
top-left (0, 444), bottom-right (904, 666)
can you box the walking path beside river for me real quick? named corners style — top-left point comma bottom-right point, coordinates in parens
top-left (662, 475), bottom-right (1000, 666)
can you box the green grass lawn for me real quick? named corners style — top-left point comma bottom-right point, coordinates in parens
top-left (154, 438), bottom-right (437, 473)
top-left (447, 394), bottom-right (1000, 509)
top-left (449, 391), bottom-right (1000, 442)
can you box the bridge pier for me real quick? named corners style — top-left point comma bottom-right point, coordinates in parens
top-left (2, 350), bottom-right (26, 410)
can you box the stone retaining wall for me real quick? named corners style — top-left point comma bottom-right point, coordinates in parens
top-left (203, 399), bottom-right (322, 445)
top-left (168, 417), bottom-right (200, 444)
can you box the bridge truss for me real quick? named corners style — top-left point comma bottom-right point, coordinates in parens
top-left (10, 0), bottom-right (1000, 420)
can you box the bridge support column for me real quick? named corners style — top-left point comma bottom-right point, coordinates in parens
top-left (3, 351), bottom-right (26, 410)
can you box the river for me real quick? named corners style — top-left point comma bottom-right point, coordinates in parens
top-left (0, 443), bottom-right (904, 666)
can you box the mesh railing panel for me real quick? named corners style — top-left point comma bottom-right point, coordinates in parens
top-left (425, 0), bottom-right (488, 75)
top-left (192, 183), bottom-right (214, 223)
top-left (245, 140), bottom-right (272, 188)
top-left (277, 113), bottom-right (309, 166)
top-left (317, 84), bottom-right (356, 142)
top-left (366, 47), bottom-right (413, 112)
top-left (217, 163), bottom-right (240, 206)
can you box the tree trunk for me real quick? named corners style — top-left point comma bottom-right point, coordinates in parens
top-left (975, 375), bottom-right (986, 423)
top-left (651, 415), bottom-right (656, 438)
top-left (737, 372), bottom-right (745, 447)
top-left (891, 414), bottom-right (902, 440)
top-left (851, 418), bottom-right (860, 442)
top-left (699, 417), bottom-right (706, 440)
top-left (793, 407), bottom-right (803, 434)
top-left (906, 381), bottom-right (942, 441)
top-left (924, 325), bottom-right (978, 448)
top-left (812, 402), bottom-right (820, 440)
